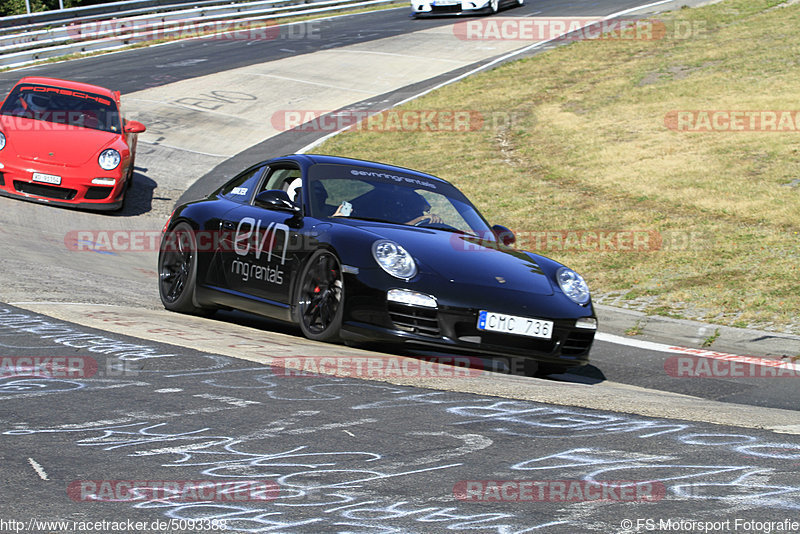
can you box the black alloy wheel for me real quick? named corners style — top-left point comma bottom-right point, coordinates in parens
top-left (158, 221), bottom-right (203, 313)
top-left (297, 249), bottom-right (344, 342)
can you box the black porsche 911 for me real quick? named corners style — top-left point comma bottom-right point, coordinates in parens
top-left (158, 154), bottom-right (596, 372)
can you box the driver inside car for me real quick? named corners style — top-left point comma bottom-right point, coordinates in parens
top-left (333, 185), bottom-right (442, 225)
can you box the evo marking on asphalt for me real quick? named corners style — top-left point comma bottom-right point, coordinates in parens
top-left (27, 457), bottom-right (48, 480)
top-left (123, 24), bottom-right (534, 158)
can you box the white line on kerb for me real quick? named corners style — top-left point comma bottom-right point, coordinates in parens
top-left (596, 332), bottom-right (800, 371)
top-left (595, 332), bottom-right (692, 354)
top-left (298, 0), bottom-right (674, 153)
top-left (28, 457), bottom-right (49, 480)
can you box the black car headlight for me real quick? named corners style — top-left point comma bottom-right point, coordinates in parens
top-left (372, 240), bottom-right (417, 280)
top-left (0, 131), bottom-right (6, 151)
top-left (556, 267), bottom-right (591, 305)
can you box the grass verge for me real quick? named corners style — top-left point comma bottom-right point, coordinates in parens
top-left (316, 0), bottom-right (800, 334)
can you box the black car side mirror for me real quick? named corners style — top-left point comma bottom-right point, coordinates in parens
top-left (254, 189), bottom-right (301, 214)
top-left (492, 224), bottom-right (516, 246)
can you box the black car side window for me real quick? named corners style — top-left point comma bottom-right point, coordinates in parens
top-left (218, 165), bottom-right (266, 203)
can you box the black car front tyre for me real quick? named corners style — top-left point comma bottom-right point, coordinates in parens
top-left (158, 221), bottom-right (204, 313)
top-left (296, 249), bottom-right (345, 342)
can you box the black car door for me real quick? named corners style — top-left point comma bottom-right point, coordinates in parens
top-left (219, 164), bottom-right (306, 307)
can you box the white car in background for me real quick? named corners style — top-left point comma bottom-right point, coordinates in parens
top-left (411, 0), bottom-right (523, 16)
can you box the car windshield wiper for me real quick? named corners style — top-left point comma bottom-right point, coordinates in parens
top-left (444, 228), bottom-right (478, 237)
top-left (337, 216), bottom-right (480, 237)
top-left (341, 216), bottom-right (399, 224)
top-left (413, 224), bottom-right (477, 237)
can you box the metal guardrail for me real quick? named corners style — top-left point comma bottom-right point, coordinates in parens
top-left (0, 0), bottom-right (300, 35)
top-left (1, 0), bottom-right (303, 49)
top-left (0, 0), bottom-right (402, 69)
top-left (0, 0), bottom-right (256, 29)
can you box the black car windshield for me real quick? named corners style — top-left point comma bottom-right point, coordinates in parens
top-left (307, 163), bottom-right (493, 237)
top-left (0, 83), bottom-right (121, 133)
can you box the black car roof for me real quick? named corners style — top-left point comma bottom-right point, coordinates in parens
top-left (285, 154), bottom-right (451, 186)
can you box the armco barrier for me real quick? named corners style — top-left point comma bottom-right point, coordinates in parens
top-left (0, 0), bottom-right (292, 30)
top-left (0, 0), bottom-right (291, 50)
top-left (0, 0), bottom-right (306, 38)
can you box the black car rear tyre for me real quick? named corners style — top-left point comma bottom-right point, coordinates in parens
top-left (296, 249), bottom-right (344, 342)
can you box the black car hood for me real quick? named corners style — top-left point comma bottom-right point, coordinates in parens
top-left (354, 224), bottom-right (555, 296)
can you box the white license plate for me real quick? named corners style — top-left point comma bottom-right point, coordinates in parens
top-left (434, 0), bottom-right (460, 4)
top-left (477, 311), bottom-right (554, 339)
top-left (32, 172), bottom-right (61, 185)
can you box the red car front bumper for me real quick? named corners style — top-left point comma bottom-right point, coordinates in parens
top-left (0, 158), bottom-right (129, 211)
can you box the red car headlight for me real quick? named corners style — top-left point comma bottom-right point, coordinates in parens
top-left (98, 149), bottom-right (120, 170)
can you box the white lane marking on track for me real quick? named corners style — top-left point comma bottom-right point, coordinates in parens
top-left (333, 48), bottom-right (464, 63)
top-left (298, 0), bottom-right (674, 153)
top-left (125, 97), bottom-right (265, 122)
top-left (9, 302), bottom-right (118, 306)
top-left (137, 141), bottom-right (229, 158)
top-left (243, 72), bottom-right (376, 94)
top-left (9, 8), bottom-right (409, 71)
top-left (156, 59), bottom-right (208, 68)
top-left (28, 457), bottom-right (49, 480)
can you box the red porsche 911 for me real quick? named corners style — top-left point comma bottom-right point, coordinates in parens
top-left (0, 76), bottom-right (145, 211)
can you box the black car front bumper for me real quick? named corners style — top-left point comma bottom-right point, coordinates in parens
top-left (341, 276), bottom-right (595, 369)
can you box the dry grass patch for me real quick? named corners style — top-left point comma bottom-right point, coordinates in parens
top-left (318, 0), bottom-right (800, 333)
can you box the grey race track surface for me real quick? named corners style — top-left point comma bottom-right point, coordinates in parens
top-left (0, 303), bottom-right (798, 532)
